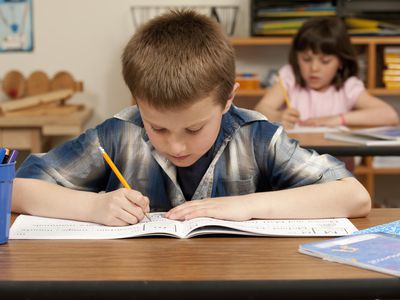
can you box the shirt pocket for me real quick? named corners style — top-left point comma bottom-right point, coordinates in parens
top-left (222, 177), bottom-right (257, 196)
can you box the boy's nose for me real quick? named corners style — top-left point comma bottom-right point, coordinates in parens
top-left (167, 139), bottom-right (187, 156)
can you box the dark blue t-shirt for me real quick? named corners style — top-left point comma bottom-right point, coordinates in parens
top-left (176, 148), bottom-right (213, 200)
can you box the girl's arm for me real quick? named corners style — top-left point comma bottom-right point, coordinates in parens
top-left (12, 178), bottom-right (150, 226)
top-left (343, 91), bottom-right (399, 126)
top-left (254, 82), bottom-right (300, 128)
top-left (166, 177), bottom-right (371, 221)
top-left (302, 91), bottom-right (399, 127)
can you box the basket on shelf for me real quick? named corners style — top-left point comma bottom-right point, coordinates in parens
top-left (130, 5), bottom-right (239, 36)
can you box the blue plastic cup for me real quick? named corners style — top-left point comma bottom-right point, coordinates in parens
top-left (0, 162), bottom-right (15, 244)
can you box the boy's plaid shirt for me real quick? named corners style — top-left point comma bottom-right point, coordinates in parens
top-left (17, 105), bottom-right (352, 211)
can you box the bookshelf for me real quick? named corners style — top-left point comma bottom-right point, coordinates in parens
top-left (231, 36), bottom-right (400, 202)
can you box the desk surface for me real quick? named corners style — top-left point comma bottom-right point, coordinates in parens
top-left (1, 209), bottom-right (400, 299)
top-left (289, 132), bottom-right (400, 156)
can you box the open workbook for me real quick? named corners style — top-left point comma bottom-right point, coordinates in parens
top-left (9, 213), bottom-right (357, 239)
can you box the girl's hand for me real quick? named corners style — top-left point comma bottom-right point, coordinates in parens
top-left (302, 115), bottom-right (340, 127)
top-left (165, 196), bottom-right (253, 221)
top-left (90, 188), bottom-right (150, 226)
top-left (281, 108), bottom-right (300, 129)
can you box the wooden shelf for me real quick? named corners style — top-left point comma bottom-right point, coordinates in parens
top-left (369, 88), bottom-right (400, 96)
top-left (236, 88), bottom-right (400, 97)
top-left (236, 89), bottom-right (267, 97)
top-left (231, 36), bottom-right (400, 46)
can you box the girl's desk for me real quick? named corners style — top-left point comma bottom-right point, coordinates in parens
top-left (0, 106), bottom-right (93, 152)
top-left (1, 208), bottom-right (399, 300)
top-left (289, 132), bottom-right (400, 156)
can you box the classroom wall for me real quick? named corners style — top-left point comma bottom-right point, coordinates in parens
top-left (0, 0), bottom-right (250, 127)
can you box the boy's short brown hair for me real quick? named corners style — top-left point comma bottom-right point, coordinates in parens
top-left (122, 10), bottom-right (235, 109)
top-left (289, 17), bottom-right (358, 90)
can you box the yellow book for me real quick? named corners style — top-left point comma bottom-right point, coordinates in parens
top-left (384, 81), bottom-right (400, 88)
top-left (383, 69), bottom-right (400, 76)
top-left (384, 57), bottom-right (400, 64)
top-left (345, 18), bottom-right (379, 29)
top-left (258, 11), bottom-right (335, 17)
top-left (383, 76), bottom-right (400, 82)
top-left (256, 19), bottom-right (305, 30)
top-left (386, 64), bottom-right (400, 70)
top-left (255, 28), bottom-right (298, 35)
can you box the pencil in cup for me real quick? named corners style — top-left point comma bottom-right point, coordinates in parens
top-left (98, 146), bottom-right (150, 221)
top-left (278, 76), bottom-right (291, 109)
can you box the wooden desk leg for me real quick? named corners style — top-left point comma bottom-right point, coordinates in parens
top-left (30, 129), bottom-right (43, 153)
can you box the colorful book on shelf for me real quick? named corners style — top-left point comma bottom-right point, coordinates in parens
top-left (345, 18), bottom-right (400, 36)
top-left (9, 213), bottom-right (358, 240)
top-left (257, 10), bottom-right (335, 17)
top-left (385, 82), bottom-right (400, 89)
top-left (299, 233), bottom-right (400, 277)
top-left (383, 69), bottom-right (400, 76)
top-left (257, 3), bottom-right (335, 18)
top-left (254, 28), bottom-right (299, 36)
top-left (324, 126), bottom-right (400, 146)
top-left (385, 64), bottom-right (400, 70)
top-left (255, 18), bottom-right (306, 30)
top-left (345, 17), bottom-right (400, 30)
top-left (383, 76), bottom-right (400, 82)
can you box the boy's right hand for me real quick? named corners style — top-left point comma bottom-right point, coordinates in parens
top-left (90, 188), bottom-right (150, 226)
top-left (281, 107), bottom-right (300, 129)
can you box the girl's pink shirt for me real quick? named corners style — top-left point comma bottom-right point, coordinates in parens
top-left (279, 65), bottom-right (365, 121)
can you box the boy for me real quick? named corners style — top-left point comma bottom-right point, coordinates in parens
top-left (13, 10), bottom-right (371, 226)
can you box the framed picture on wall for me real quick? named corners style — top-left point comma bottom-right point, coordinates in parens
top-left (0, 0), bottom-right (33, 52)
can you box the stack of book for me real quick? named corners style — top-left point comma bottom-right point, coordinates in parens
top-left (252, 2), bottom-right (335, 36)
top-left (383, 47), bottom-right (400, 89)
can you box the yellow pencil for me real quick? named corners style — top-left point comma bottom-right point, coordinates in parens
top-left (278, 76), bottom-right (292, 109)
top-left (99, 146), bottom-right (150, 221)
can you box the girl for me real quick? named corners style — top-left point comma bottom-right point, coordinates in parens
top-left (255, 17), bottom-right (399, 129)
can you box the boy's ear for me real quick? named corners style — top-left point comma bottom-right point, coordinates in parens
top-left (223, 82), bottom-right (240, 114)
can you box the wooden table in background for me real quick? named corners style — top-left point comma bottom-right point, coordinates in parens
top-left (0, 106), bottom-right (93, 152)
top-left (0, 208), bottom-right (399, 299)
top-left (289, 132), bottom-right (400, 156)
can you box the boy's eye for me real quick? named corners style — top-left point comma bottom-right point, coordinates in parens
top-left (151, 126), bottom-right (166, 133)
top-left (321, 58), bottom-right (332, 64)
top-left (186, 127), bottom-right (203, 134)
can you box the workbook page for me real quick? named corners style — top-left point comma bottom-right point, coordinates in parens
top-left (181, 217), bottom-right (358, 238)
top-left (10, 213), bottom-right (185, 239)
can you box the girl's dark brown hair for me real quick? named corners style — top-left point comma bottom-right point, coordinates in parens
top-left (289, 17), bottom-right (358, 89)
top-left (122, 9), bottom-right (235, 110)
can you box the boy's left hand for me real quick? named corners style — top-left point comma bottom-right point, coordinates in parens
top-left (165, 196), bottom-right (253, 221)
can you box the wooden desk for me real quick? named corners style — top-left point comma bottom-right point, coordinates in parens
top-left (0, 107), bottom-right (93, 152)
top-left (289, 132), bottom-right (400, 156)
top-left (1, 209), bottom-right (399, 299)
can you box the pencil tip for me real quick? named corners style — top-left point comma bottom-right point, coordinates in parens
top-left (98, 146), bottom-right (105, 153)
